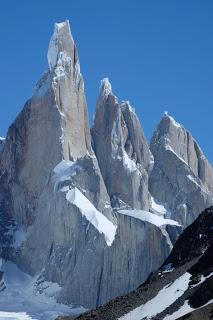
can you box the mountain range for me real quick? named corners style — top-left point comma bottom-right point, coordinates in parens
top-left (0, 20), bottom-right (212, 319)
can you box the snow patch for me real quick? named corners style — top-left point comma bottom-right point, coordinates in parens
top-left (187, 174), bottom-right (201, 188)
top-left (100, 78), bottom-right (112, 97)
top-left (164, 299), bottom-right (213, 320)
top-left (164, 112), bottom-right (182, 129)
top-left (118, 210), bottom-right (180, 228)
top-left (0, 311), bottom-right (33, 320)
top-left (54, 51), bottom-right (72, 79)
top-left (190, 272), bottom-right (213, 288)
top-left (119, 272), bottom-right (191, 320)
top-left (121, 101), bottom-right (136, 115)
top-left (48, 21), bottom-right (70, 70)
top-left (122, 150), bottom-right (137, 173)
top-left (151, 197), bottom-right (168, 217)
top-left (161, 263), bottom-right (174, 273)
top-left (165, 144), bottom-right (188, 166)
top-left (52, 160), bottom-right (81, 191)
top-left (64, 187), bottom-right (117, 246)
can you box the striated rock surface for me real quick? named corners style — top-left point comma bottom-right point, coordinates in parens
top-left (149, 112), bottom-right (213, 226)
top-left (91, 78), bottom-right (153, 211)
top-left (0, 21), bottom-right (177, 311)
top-left (0, 20), bottom-right (213, 317)
top-left (0, 20), bottom-right (114, 307)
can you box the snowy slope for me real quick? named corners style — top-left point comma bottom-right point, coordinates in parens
top-left (0, 260), bottom-right (85, 320)
top-left (119, 273), bottom-right (191, 320)
top-left (164, 299), bottom-right (213, 320)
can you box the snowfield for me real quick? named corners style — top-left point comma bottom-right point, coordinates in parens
top-left (0, 260), bottom-right (85, 320)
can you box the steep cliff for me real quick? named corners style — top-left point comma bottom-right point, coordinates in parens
top-left (0, 21), bottom-right (178, 313)
top-left (92, 78), bottom-right (153, 210)
top-left (149, 112), bottom-right (213, 226)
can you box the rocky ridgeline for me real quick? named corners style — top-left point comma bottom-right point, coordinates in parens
top-left (0, 20), bottom-right (212, 311)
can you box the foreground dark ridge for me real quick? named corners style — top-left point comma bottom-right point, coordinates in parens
top-left (57, 206), bottom-right (213, 320)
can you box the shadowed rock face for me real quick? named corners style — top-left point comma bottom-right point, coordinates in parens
top-left (91, 78), bottom-right (153, 210)
top-left (149, 112), bottom-right (213, 226)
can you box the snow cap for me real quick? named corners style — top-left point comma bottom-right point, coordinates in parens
top-left (100, 78), bottom-right (112, 97)
top-left (163, 111), bottom-right (182, 129)
top-left (47, 20), bottom-right (77, 70)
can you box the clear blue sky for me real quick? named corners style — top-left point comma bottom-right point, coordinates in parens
top-left (1, 0), bottom-right (213, 163)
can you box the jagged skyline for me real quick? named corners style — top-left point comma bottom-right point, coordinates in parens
top-left (0, 1), bottom-right (213, 164)
top-left (0, 13), bottom-right (213, 319)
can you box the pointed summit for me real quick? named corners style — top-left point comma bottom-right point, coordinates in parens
top-left (150, 112), bottom-right (213, 226)
top-left (92, 78), bottom-right (153, 210)
top-left (99, 78), bottom-right (113, 97)
top-left (47, 20), bottom-right (77, 70)
top-left (163, 111), bottom-right (182, 129)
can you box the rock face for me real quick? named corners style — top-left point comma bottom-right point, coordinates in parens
top-left (71, 206), bottom-right (213, 320)
top-left (0, 20), bottom-right (213, 315)
top-left (0, 21), bottom-right (178, 310)
top-left (91, 78), bottom-right (153, 210)
top-left (0, 20), bottom-right (114, 305)
top-left (149, 112), bottom-right (213, 226)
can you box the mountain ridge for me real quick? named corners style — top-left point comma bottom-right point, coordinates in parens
top-left (0, 20), bottom-right (212, 319)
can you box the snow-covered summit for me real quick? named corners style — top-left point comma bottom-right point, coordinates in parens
top-left (163, 111), bottom-right (182, 129)
top-left (100, 78), bottom-right (113, 98)
top-left (47, 20), bottom-right (77, 72)
top-left (48, 20), bottom-right (69, 70)
top-left (120, 100), bottom-right (136, 115)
